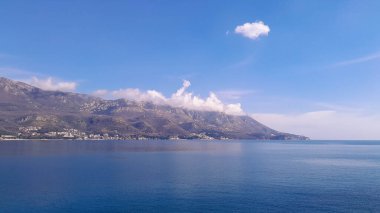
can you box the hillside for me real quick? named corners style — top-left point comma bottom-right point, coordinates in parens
top-left (0, 77), bottom-right (308, 140)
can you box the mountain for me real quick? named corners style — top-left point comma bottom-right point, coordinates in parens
top-left (0, 77), bottom-right (308, 140)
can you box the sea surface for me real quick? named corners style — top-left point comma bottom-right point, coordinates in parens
top-left (0, 140), bottom-right (380, 212)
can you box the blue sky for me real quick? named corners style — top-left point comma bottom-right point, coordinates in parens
top-left (1, 0), bottom-right (380, 139)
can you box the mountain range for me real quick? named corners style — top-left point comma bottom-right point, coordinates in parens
top-left (0, 77), bottom-right (308, 140)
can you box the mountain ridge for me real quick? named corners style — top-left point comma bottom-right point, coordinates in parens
top-left (0, 77), bottom-right (308, 140)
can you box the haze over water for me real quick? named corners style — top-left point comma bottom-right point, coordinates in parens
top-left (1, 140), bottom-right (380, 212)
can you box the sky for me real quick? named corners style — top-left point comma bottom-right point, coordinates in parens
top-left (1, 0), bottom-right (380, 139)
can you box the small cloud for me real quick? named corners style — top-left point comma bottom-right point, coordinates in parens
top-left (235, 21), bottom-right (270, 40)
top-left (27, 76), bottom-right (77, 92)
top-left (0, 67), bottom-right (77, 92)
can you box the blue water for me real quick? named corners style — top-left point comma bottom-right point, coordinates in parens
top-left (1, 140), bottom-right (380, 212)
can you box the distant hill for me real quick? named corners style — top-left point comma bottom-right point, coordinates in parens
top-left (0, 77), bottom-right (308, 140)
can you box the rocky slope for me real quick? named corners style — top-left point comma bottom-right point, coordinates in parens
top-left (0, 77), bottom-right (308, 140)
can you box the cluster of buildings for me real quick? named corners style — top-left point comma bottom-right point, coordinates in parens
top-left (14, 126), bottom-right (121, 140)
top-left (0, 135), bottom-right (17, 140)
top-left (0, 126), bottom-right (227, 141)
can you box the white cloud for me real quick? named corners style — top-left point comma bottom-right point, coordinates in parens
top-left (0, 67), bottom-right (77, 92)
top-left (95, 80), bottom-right (245, 116)
top-left (112, 88), bottom-right (167, 104)
top-left (27, 76), bottom-right (77, 92)
top-left (235, 21), bottom-right (270, 40)
top-left (252, 111), bottom-right (380, 140)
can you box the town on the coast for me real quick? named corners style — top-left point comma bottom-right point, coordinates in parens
top-left (0, 126), bottom-right (220, 141)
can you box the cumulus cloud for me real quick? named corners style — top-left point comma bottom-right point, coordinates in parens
top-left (112, 88), bottom-right (167, 104)
top-left (235, 21), bottom-right (270, 40)
top-left (27, 76), bottom-right (77, 92)
top-left (252, 111), bottom-right (380, 140)
top-left (95, 80), bottom-right (245, 116)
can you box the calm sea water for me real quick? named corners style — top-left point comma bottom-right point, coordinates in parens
top-left (1, 140), bottom-right (380, 212)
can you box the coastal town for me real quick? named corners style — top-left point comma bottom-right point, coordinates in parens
top-left (0, 126), bottom-right (220, 141)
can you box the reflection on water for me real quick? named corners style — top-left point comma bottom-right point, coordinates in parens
top-left (299, 158), bottom-right (380, 167)
top-left (0, 140), bottom-right (243, 155)
top-left (1, 140), bottom-right (380, 212)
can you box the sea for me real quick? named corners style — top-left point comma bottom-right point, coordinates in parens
top-left (0, 140), bottom-right (379, 212)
